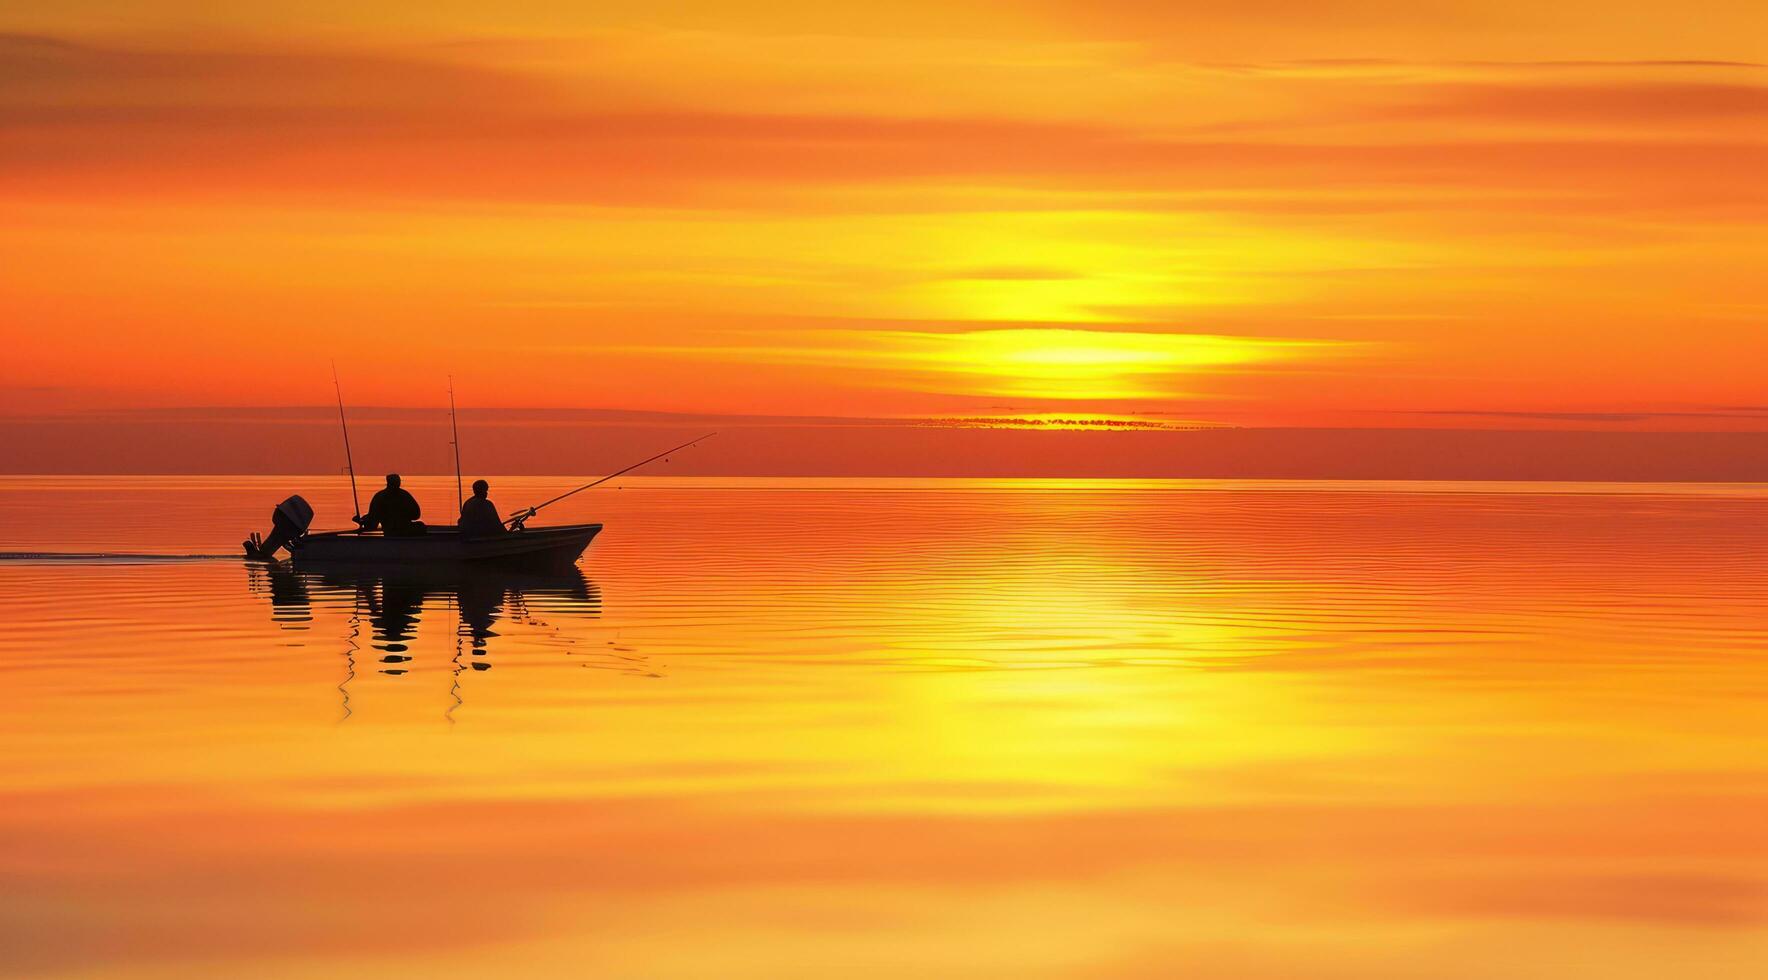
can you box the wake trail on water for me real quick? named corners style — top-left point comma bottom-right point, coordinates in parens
top-left (0, 552), bottom-right (240, 564)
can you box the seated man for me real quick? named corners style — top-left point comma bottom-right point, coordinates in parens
top-left (458, 479), bottom-right (506, 537)
top-left (356, 473), bottom-right (425, 536)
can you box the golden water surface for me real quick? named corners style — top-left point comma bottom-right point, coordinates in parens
top-left (2, 477), bottom-right (1766, 978)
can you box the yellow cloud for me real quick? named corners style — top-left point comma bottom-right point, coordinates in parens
top-left (883, 328), bottom-right (1339, 399)
top-left (617, 327), bottom-right (1346, 401)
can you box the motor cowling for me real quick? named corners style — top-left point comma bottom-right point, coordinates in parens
top-left (245, 495), bottom-right (315, 560)
top-left (274, 496), bottom-right (315, 534)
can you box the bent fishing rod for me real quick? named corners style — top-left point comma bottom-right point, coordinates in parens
top-left (505, 433), bottom-right (716, 530)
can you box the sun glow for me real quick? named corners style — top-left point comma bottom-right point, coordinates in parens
top-left (620, 327), bottom-right (1343, 402)
top-left (886, 328), bottom-right (1338, 400)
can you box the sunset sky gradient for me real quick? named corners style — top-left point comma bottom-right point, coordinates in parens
top-left (2, 2), bottom-right (1765, 474)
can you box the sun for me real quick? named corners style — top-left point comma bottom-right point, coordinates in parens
top-left (888, 328), bottom-right (1332, 400)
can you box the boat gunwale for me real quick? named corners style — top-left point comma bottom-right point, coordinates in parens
top-left (298, 521), bottom-right (603, 542)
top-left (288, 522), bottom-right (602, 566)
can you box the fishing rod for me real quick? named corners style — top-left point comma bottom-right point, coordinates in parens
top-left (331, 361), bottom-right (362, 523)
top-left (447, 376), bottom-right (464, 511)
top-left (505, 432), bottom-right (716, 530)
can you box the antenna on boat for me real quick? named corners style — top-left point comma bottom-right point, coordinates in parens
top-left (447, 376), bottom-right (464, 511)
top-left (331, 360), bottom-right (362, 523)
top-left (505, 432), bottom-right (716, 530)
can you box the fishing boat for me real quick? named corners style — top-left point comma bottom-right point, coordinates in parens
top-left (241, 370), bottom-right (713, 569)
top-left (242, 491), bottom-right (605, 568)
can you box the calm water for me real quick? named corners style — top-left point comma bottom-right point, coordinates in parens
top-left (2, 476), bottom-right (1766, 978)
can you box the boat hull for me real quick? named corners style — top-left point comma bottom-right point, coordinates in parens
top-left (288, 523), bottom-right (601, 569)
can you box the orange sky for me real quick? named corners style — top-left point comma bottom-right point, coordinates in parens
top-left (2, 2), bottom-right (1766, 472)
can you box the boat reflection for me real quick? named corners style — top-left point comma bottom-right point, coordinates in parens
top-left (255, 561), bottom-right (601, 649)
top-left (248, 561), bottom-right (604, 717)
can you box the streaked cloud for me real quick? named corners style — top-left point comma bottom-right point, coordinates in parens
top-left (0, 2), bottom-right (1764, 448)
top-left (617, 327), bottom-right (1351, 400)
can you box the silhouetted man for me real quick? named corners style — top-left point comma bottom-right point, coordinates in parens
top-left (458, 479), bottom-right (505, 537)
top-left (356, 473), bottom-right (424, 536)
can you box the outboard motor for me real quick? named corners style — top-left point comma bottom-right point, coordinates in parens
top-left (244, 495), bottom-right (315, 561)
